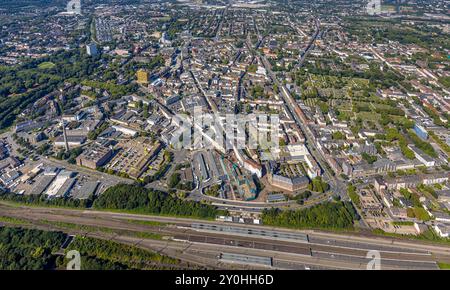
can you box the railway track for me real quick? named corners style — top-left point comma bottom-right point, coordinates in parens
top-left (0, 203), bottom-right (448, 269)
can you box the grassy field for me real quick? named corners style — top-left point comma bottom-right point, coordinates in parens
top-left (438, 262), bottom-right (450, 269)
top-left (38, 62), bottom-right (56, 69)
top-left (0, 215), bottom-right (31, 225)
top-left (40, 220), bottom-right (164, 240)
top-left (356, 111), bottom-right (380, 121)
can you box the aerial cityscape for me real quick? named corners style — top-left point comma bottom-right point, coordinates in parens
top-left (0, 0), bottom-right (449, 275)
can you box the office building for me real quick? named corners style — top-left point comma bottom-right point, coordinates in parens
top-left (76, 145), bottom-right (113, 169)
top-left (268, 173), bottom-right (309, 192)
top-left (413, 123), bottom-right (428, 140)
top-left (86, 43), bottom-right (98, 56)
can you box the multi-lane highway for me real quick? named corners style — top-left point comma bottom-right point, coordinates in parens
top-left (1, 203), bottom-right (448, 270)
